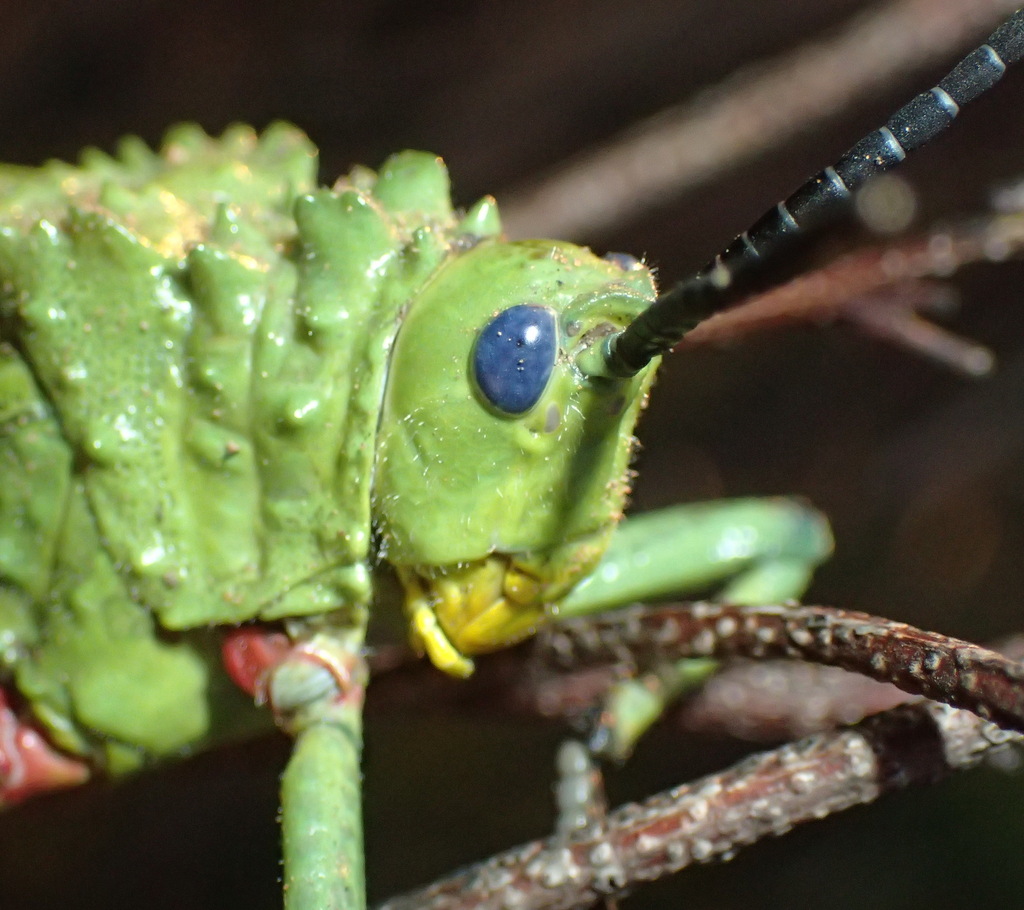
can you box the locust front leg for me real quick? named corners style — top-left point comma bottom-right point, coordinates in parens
top-left (223, 622), bottom-right (368, 910)
top-left (0, 688), bottom-right (91, 804)
top-left (557, 498), bottom-right (832, 757)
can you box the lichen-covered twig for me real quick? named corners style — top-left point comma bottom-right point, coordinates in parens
top-left (541, 602), bottom-right (1024, 734)
top-left (682, 635), bottom-right (1024, 741)
top-left (377, 701), bottom-right (1018, 910)
top-left (372, 610), bottom-right (1024, 907)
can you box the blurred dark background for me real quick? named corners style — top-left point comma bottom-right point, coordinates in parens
top-left (2, 0), bottom-right (1024, 907)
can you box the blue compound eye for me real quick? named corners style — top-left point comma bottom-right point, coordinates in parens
top-left (473, 304), bottom-right (558, 415)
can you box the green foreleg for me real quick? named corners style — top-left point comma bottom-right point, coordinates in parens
top-left (275, 629), bottom-right (368, 910)
top-left (590, 657), bottom-right (718, 757)
top-left (558, 498), bottom-right (832, 757)
top-left (560, 498), bottom-right (832, 618)
top-left (282, 715), bottom-right (365, 910)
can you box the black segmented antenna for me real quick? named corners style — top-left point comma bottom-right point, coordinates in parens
top-left (604, 8), bottom-right (1024, 378)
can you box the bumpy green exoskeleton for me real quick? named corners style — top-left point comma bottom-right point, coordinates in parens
top-left (0, 123), bottom-right (668, 770)
top-left (0, 124), bottom-right (831, 909)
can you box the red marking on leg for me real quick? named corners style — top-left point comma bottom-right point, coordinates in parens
top-left (223, 628), bottom-right (366, 732)
top-left (0, 690), bottom-right (90, 805)
top-left (221, 626), bottom-right (292, 699)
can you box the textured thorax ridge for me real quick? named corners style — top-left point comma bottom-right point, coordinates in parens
top-left (0, 124), bottom-right (490, 766)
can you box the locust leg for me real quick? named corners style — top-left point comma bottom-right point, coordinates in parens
top-left (0, 687), bottom-right (90, 805)
top-left (223, 624), bottom-right (368, 910)
top-left (557, 498), bottom-right (832, 757)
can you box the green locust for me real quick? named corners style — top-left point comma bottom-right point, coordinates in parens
top-left (1, 9), bottom-right (1022, 909)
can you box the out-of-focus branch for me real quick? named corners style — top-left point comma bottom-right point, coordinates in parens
top-left (502, 0), bottom-right (1021, 240)
top-left (681, 632), bottom-right (1024, 740)
top-left (676, 211), bottom-right (1024, 374)
top-left (377, 701), bottom-right (1019, 910)
top-left (679, 660), bottom-right (911, 740)
top-left (368, 621), bottom-right (1024, 745)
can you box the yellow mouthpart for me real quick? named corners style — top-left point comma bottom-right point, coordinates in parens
top-left (399, 557), bottom-right (548, 678)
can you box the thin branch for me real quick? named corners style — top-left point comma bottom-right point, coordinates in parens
top-left (541, 603), bottom-right (1024, 734)
top-left (366, 643), bottom-right (910, 738)
top-left (681, 636), bottom-right (1024, 741)
top-left (675, 210), bottom-right (1024, 370)
top-left (680, 634), bottom-right (1024, 740)
top-left (679, 660), bottom-right (912, 741)
top-left (501, 0), bottom-right (1022, 239)
top-left (367, 623), bottom-right (1024, 743)
top-left (841, 286), bottom-right (995, 377)
top-left (377, 701), bottom-right (1019, 910)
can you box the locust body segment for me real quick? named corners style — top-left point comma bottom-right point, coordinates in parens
top-left (0, 123), bottom-right (831, 767)
top-left (0, 124), bottom-right (833, 906)
top-left (0, 123), bottom-right (666, 772)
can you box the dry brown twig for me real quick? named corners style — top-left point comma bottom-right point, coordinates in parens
top-left (541, 603), bottom-right (1024, 735)
top-left (673, 210), bottom-right (1024, 374)
top-left (371, 604), bottom-right (1024, 910)
top-left (681, 634), bottom-right (1024, 741)
top-left (379, 700), bottom-right (1018, 910)
top-left (501, 0), bottom-right (1022, 240)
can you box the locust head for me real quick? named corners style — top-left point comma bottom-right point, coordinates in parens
top-left (373, 238), bottom-right (658, 674)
